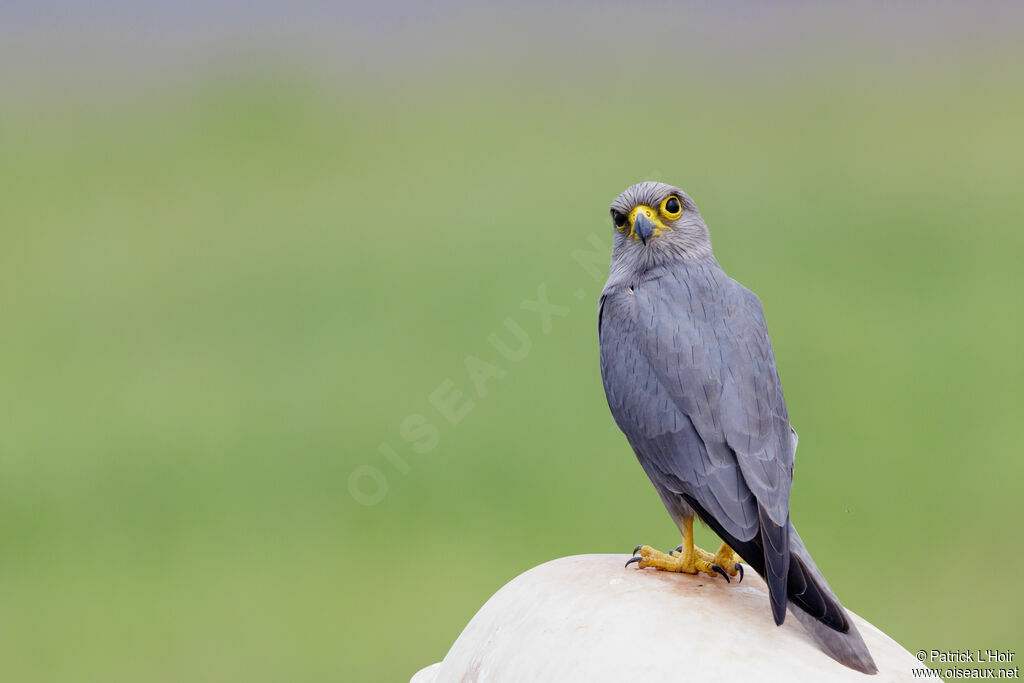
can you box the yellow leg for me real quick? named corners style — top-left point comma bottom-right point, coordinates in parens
top-left (627, 518), bottom-right (739, 581)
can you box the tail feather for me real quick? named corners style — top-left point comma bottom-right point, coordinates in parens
top-left (788, 525), bottom-right (877, 674)
top-left (682, 495), bottom-right (877, 674)
top-left (787, 551), bottom-right (848, 632)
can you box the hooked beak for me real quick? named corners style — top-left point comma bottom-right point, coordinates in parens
top-left (632, 212), bottom-right (656, 245)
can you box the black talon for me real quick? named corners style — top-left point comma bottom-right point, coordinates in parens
top-left (625, 556), bottom-right (642, 568)
top-left (632, 545), bottom-right (643, 555)
top-left (735, 563), bottom-right (744, 582)
top-left (674, 545), bottom-right (683, 553)
top-left (711, 564), bottom-right (731, 582)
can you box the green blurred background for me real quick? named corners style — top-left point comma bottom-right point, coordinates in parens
top-left (2, 3), bottom-right (1022, 681)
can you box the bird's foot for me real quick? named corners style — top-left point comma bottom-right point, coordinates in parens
top-left (626, 544), bottom-right (724, 579)
top-left (709, 544), bottom-right (744, 583)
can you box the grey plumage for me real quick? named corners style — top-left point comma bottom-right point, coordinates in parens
top-left (598, 182), bottom-right (876, 674)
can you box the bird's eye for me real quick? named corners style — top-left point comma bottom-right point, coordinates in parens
top-left (611, 210), bottom-right (628, 230)
top-left (662, 196), bottom-right (682, 218)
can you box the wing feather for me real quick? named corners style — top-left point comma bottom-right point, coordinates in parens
top-left (600, 260), bottom-right (797, 619)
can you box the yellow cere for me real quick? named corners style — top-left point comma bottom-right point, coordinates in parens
top-left (625, 203), bottom-right (673, 241)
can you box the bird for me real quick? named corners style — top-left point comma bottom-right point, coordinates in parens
top-left (597, 181), bottom-right (877, 674)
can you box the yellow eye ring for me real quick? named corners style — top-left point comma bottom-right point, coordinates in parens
top-left (660, 195), bottom-right (682, 220)
top-left (611, 209), bottom-right (628, 231)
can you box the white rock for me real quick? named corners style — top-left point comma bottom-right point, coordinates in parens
top-left (413, 554), bottom-right (922, 682)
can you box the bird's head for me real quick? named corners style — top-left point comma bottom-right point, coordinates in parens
top-left (609, 182), bottom-right (712, 264)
